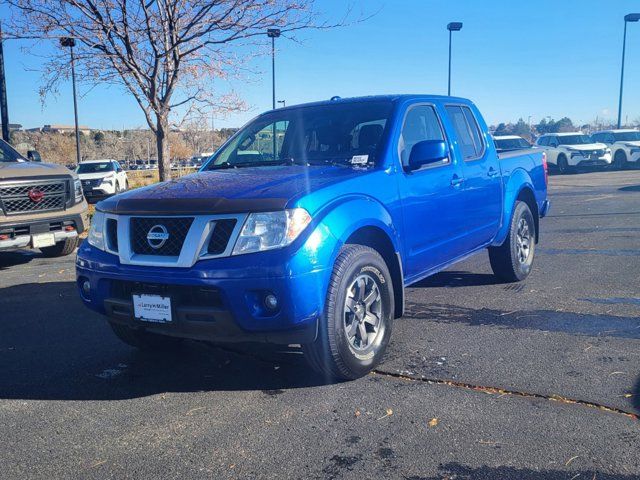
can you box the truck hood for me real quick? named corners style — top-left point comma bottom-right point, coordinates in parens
top-left (98, 165), bottom-right (365, 215)
top-left (0, 161), bottom-right (74, 181)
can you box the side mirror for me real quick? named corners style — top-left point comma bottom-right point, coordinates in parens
top-left (27, 150), bottom-right (42, 162)
top-left (407, 140), bottom-right (449, 171)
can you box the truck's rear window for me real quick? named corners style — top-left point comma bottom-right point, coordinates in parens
top-left (205, 101), bottom-right (394, 169)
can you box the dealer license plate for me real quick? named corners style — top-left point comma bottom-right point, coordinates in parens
top-left (133, 294), bottom-right (172, 323)
top-left (32, 233), bottom-right (56, 248)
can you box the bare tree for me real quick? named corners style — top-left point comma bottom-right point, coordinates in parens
top-left (4, 0), bottom-right (346, 180)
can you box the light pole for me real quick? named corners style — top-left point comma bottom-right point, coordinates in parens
top-left (267, 28), bottom-right (281, 159)
top-left (60, 37), bottom-right (81, 165)
top-left (267, 29), bottom-right (281, 110)
top-left (0, 23), bottom-right (10, 143)
top-left (447, 22), bottom-right (463, 96)
top-left (617, 14), bottom-right (640, 129)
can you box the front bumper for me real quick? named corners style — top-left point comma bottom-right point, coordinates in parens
top-left (568, 153), bottom-right (612, 168)
top-left (0, 209), bottom-right (87, 251)
top-left (76, 244), bottom-right (327, 345)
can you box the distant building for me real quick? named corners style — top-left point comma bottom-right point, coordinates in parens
top-left (42, 124), bottom-right (92, 136)
top-left (0, 123), bottom-right (23, 132)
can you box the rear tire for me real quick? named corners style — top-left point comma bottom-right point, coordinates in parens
top-left (557, 155), bottom-right (571, 174)
top-left (613, 151), bottom-right (627, 170)
top-left (108, 321), bottom-right (183, 351)
top-left (39, 236), bottom-right (79, 257)
top-left (489, 201), bottom-right (536, 282)
top-left (303, 245), bottom-right (394, 380)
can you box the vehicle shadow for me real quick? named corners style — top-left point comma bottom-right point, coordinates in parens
top-left (411, 270), bottom-right (504, 288)
top-left (0, 250), bottom-right (39, 270)
top-left (0, 281), bottom-right (332, 402)
top-left (619, 184), bottom-right (640, 192)
top-left (420, 463), bottom-right (639, 479)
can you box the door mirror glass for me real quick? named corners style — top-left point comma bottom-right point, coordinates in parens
top-left (408, 140), bottom-right (449, 171)
top-left (27, 150), bottom-right (42, 162)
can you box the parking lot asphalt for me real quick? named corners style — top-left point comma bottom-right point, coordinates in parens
top-left (1, 170), bottom-right (639, 479)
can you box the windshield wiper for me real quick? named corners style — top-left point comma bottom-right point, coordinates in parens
top-left (206, 159), bottom-right (303, 170)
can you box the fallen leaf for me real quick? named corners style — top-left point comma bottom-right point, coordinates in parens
top-left (377, 408), bottom-right (393, 420)
top-left (354, 410), bottom-right (361, 418)
top-left (428, 418), bottom-right (438, 428)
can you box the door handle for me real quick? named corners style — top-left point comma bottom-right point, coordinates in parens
top-left (488, 168), bottom-right (500, 177)
top-left (451, 175), bottom-right (465, 187)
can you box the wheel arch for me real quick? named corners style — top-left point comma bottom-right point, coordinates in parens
top-left (345, 226), bottom-right (404, 318)
top-left (492, 169), bottom-right (539, 247)
top-left (516, 186), bottom-right (539, 243)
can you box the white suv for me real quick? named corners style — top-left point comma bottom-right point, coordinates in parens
top-left (590, 129), bottom-right (640, 170)
top-left (535, 132), bottom-right (611, 174)
top-left (76, 160), bottom-right (128, 201)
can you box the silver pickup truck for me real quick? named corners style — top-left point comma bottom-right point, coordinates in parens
top-left (0, 138), bottom-right (88, 257)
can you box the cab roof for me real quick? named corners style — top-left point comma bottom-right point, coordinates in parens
top-left (264, 94), bottom-right (473, 113)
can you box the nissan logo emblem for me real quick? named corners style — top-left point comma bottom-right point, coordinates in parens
top-left (28, 188), bottom-right (45, 203)
top-left (146, 224), bottom-right (170, 249)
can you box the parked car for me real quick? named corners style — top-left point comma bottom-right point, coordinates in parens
top-left (76, 160), bottom-right (128, 202)
top-left (0, 138), bottom-right (87, 257)
top-left (535, 132), bottom-right (611, 174)
top-left (590, 129), bottom-right (640, 170)
top-left (77, 95), bottom-right (549, 379)
top-left (493, 135), bottom-right (532, 152)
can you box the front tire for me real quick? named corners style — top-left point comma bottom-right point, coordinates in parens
top-left (303, 245), bottom-right (394, 380)
top-left (108, 321), bottom-right (182, 351)
top-left (39, 236), bottom-right (79, 257)
top-left (489, 201), bottom-right (536, 282)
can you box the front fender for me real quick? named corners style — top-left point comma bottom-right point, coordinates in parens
top-left (285, 195), bottom-right (401, 303)
top-left (492, 168), bottom-right (535, 246)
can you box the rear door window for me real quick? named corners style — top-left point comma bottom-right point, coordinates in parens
top-left (445, 105), bottom-right (485, 160)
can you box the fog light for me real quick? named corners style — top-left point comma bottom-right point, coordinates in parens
top-left (82, 280), bottom-right (91, 294)
top-left (264, 294), bottom-right (278, 310)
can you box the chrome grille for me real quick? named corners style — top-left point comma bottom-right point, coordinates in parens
top-left (0, 180), bottom-right (68, 215)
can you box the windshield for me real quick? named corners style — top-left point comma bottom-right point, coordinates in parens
top-left (557, 135), bottom-right (593, 145)
top-left (0, 139), bottom-right (25, 162)
top-left (494, 137), bottom-right (531, 151)
top-left (204, 101), bottom-right (393, 170)
top-left (77, 162), bottom-right (114, 174)
top-left (613, 131), bottom-right (640, 142)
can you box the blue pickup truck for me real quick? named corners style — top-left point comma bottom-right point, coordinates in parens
top-left (76, 95), bottom-right (549, 379)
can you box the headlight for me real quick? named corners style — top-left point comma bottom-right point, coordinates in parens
top-left (102, 174), bottom-right (115, 185)
top-left (87, 211), bottom-right (105, 251)
top-left (74, 179), bottom-right (83, 203)
top-left (232, 208), bottom-right (312, 255)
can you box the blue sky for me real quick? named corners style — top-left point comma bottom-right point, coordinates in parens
top-left (2, 0), bottom-right (639, 130)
